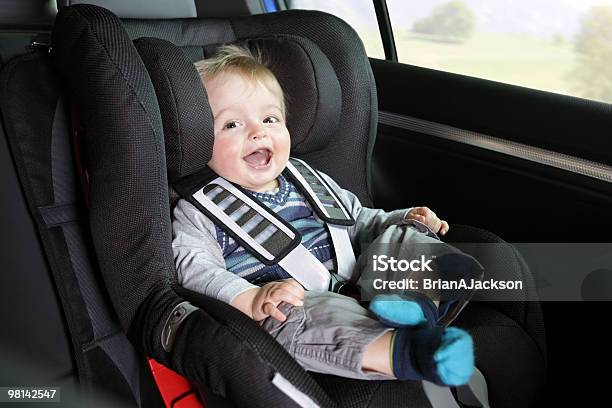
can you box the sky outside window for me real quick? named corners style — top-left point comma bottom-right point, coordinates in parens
top-left (288, 0), bottom-right (385, 59)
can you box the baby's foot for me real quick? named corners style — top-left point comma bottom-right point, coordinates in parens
top-left (434, 327), bottom-right (475, 386)
top-left (392, 326), bottom-right (474, 386)
top-left (369, 293), bottom-right (438, 327)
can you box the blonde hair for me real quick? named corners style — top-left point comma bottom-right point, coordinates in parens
top-left (195, 44), bottom-right (286, 117)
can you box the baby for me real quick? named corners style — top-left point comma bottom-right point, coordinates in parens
top-left (172, 44), bottom-right (475, 385)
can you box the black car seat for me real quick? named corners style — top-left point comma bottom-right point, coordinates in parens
top-left (0, 2), bottom-right (546, 407)
top-left (0, 10), bottom-right (165, 408)
top-left (129, 13), bottom-right (546, 408)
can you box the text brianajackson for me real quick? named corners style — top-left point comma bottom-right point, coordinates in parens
top-left (372, 278), bottom-right (523, 291)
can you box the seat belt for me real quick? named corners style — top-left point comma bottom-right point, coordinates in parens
top-left (37, 98), bottom-right (143, 405)
top-left (192, 177), bottom-right (331, 291)
top-left (422, 367), bottom-right (490, 408)
top-left (187, 158), bottom-right (356, 291)
top-left (285, 158), bottom-right (356, 281)
top-left (422, 381), bottom-right (461, 408)
top-left (457, 367), bottom-right (490, 408)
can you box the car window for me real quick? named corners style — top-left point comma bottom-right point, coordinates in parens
top-left (0, 0), bottom-right (55, 27)
top-left (386, 0), bottom-right (612, 104)
top-left (286, 0), bottom-right (385, 59)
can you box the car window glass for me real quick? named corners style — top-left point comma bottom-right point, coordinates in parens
top-left (0, 0), bottom-right (55, 27)
top-left (286, 0), bottom-right (385, 59)
top-left (386, 0), bottom-right (612, 104)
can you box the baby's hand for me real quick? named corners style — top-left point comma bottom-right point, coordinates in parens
top-left (254, 278), bottom-right (305, 322)
top-left (406, 206), bottom-right (449, 236)
top-left (232, 279), bottom-right (305, 322)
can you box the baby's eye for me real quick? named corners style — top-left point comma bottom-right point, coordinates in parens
top-left (263, 116), bottom-right (280, 124)
top-left (224, 121), bottom-right (239, 129)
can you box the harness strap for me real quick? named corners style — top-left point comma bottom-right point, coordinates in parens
top-left (285, 159), bottom-right (356, 281)
top-left (38, 202), bottom-right (79, 227)
top-left (327, 225), bottom-right (356, 282)
top-left (457, 367), bottom-right (490, 408)
top-left (422, 381), bottom-right (461, 408)
top-left (285, 158), bottom-right (354, 225)
top-left (192, 176), bottom-right (331, 291)
top-left (421, 366), bottom-right (490, 408)
top-left (42, 98), bottom-right (142, 405)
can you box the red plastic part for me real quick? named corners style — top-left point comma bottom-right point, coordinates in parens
top-left (148, 358), bottom-right (205, 408)
top-left (174, 393), bottom-right (204, 408)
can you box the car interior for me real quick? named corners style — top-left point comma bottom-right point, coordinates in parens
top-left (1, 1), bottom-right (611, 407)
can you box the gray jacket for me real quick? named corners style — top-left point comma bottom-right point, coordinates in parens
top-left (172, 171), bottom-right (412, 305)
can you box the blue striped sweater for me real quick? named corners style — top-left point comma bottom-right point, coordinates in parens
top-left (213, 174), bottom-right (335, 285)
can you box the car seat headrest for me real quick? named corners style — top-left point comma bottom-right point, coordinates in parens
top-left (57, 0), bottom-right (199, 19)
top-left (134, 37), bottom-right (214, 182)
top-left (134, 36), bottom-right (342, 182)
top-left (58, 0), bottom-right (272, 18)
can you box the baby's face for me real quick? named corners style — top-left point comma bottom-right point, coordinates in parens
top-left (204, 71), bottom-right (290, 192)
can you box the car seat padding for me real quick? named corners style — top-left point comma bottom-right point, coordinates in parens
top-left (134, 35), bottom-right (342, 183)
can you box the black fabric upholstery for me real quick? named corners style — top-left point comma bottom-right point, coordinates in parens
top-left (310, 373), bottom-right (434, 408)
top-left (133, 37), bottom-right (214, 182)
top-left (58, 0), bottom-right (199, 19)
top-left (444, 224), bottom-right (547, 361)
top-left (52, 3), bottom-right (175, 332)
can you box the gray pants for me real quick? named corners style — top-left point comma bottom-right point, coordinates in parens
top-left (260, 290), bottom-right (395, 380)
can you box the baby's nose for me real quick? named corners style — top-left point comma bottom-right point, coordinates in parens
top-left (249, 126), bottom-right (266, 140)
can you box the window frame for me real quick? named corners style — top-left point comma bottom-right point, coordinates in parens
top-left (372, 0), bottom-right (397, 61)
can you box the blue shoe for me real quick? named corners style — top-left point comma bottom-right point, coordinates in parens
top-left (391, 326), bottom-right (474, 386)
top-left (369, 293), bottom-right (436, 327)
top-left (434, 327), bottom-right (475, 386)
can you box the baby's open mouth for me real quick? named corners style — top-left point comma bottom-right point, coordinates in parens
top-left (243, 148), bottom-right (272, 169)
